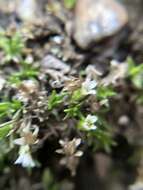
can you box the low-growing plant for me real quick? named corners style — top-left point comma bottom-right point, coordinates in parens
top-left (1, 28), bottom-right (142, 177)
top-left (126, 57), bottom-right (143, 104)
top-left (127, 57), bottom-right (143, 89)
top-left (0, 31), bottom-right (25, 62)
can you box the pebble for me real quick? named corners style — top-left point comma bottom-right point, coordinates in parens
top-left (118, 115), bottom-right (129, 126)
top-left (73, 0), bottom-right (128, 49)
top-left (51, 35), bottom-right (64, 45)
top-left (16, 0), bottom-right (41, 22)
top-left (41, 54), bottom-right (70, 74)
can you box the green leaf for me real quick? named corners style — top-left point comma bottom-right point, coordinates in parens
top-left (0, 100), bottom-right (22, 122)
top-left (64, 104), bottom-right (82, 118)
top-left (48, 91), bottom-right (66, 110)
top-left (96, 86), bottom-right (116, 100)
top-left (132, 74), bottom-right (143, 89)
top-left (87, 129), bottom-right (115, 152)
top-left (0, 122), bottom-right (13, 140)
top-left (64, 0), bottom-right (76, 9)
top-left (0, 32), bottom-right (25, 62)
top-left (0, 100), bottom-right (21, 113)
top-left (0, 102), bottom-right (11, 112)
top-left (71, 89), bottom-right (83, 103)
top-left (136, 95), bottom-right (143, 104)
top-left (11, 100), bottom-right (22, 110)
top-left (8, 68), bottom-right (39, 85)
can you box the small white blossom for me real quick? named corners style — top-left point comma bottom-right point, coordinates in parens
top-left (82, 79), bottom-right (97, 95)
top-left (15, 145), bottom-right (35, 168)
top-left (15, 152), bottom-right (35, 168)
top-left (14, 121), bottom-right (39, 146)
top-left (82, 114), bottom-right (98, 131)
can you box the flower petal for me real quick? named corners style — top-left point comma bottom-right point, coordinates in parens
top-left (75, 151), bottom-right (83, 157)
top-left (14, 137), bottom-right (25, 145)
top-left (15, 152), bottom-right (35, 168)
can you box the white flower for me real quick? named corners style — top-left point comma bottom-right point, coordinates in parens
top-left (14, 122), bottom-right (39, 146)
top-left (82, 79), bottom-right (97, 95)
top-left (82, 115), bottom-right (98, 131)
top-left (15, 145), bottom-right (35, 168)
top-left (15, 152), bottom-right (35, 168)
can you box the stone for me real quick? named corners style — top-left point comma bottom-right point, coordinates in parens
top-left (41, 54), bottom-right (70, 74)
top-left (16, 0), bottom-right (41, 22)
top-left (73, 0), bottom-right (128, 49)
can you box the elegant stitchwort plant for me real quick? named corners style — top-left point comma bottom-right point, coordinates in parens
top-left (1, 29), bottom-right (143, 176)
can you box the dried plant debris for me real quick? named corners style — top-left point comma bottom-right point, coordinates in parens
top-left (56, 138), bottom-right (83, 176)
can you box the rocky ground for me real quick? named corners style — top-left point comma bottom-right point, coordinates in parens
top-left (0, 0), bottom-right (143, 190)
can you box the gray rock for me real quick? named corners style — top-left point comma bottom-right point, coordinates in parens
top-left (41, 54), bottom-right (70, 74)
top-left (16, 0), bottom-right (42, 22)
top-left (73, 0), bottom-right (128, 49)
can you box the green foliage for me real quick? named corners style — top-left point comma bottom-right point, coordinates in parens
top-left (0, 28), bottom-right (123, 170)
top-left (96, 86), bottom-right (116, 100)
top-left (64, 103), bottom-right (82, 118)
top-left (0, 122), bottom-right (13, 140)
top-left (64, 0), bottom-right (76, 9)
top-left (0, 100), bottom-right (22, 124)
top-left (87, 117), bottom-right (114, 152)
top-left (42, 169), bottom-right (60, 190)
top-left (63, 88), bottom-right (87, 118)
top-left (71, 89), bottom-right (84, 103)
top-left (48, 90), bottom-right (66, 110)
top-left (126, 57), bottom-right (143, 105)
top-left (87, 129), bottom-right (114, 152)
top-left (7, 57), bottom-right (39, 85)
top-left (77, 113), bottom-right (114, 152)
top-left (127, 57), bottom-right (143, 76)
top-left (8, 68), bottom-right (39, 85)
top-left (0, 30), bottom-right (38, 86)
top-left (0, 31), bottom-right (25, 62)
top-left (127, 57), bottom-right (143, 89)
top-left (136, 94), bottom-right (143, 104)
top-left (0, 100), bottom-right (21, 119)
